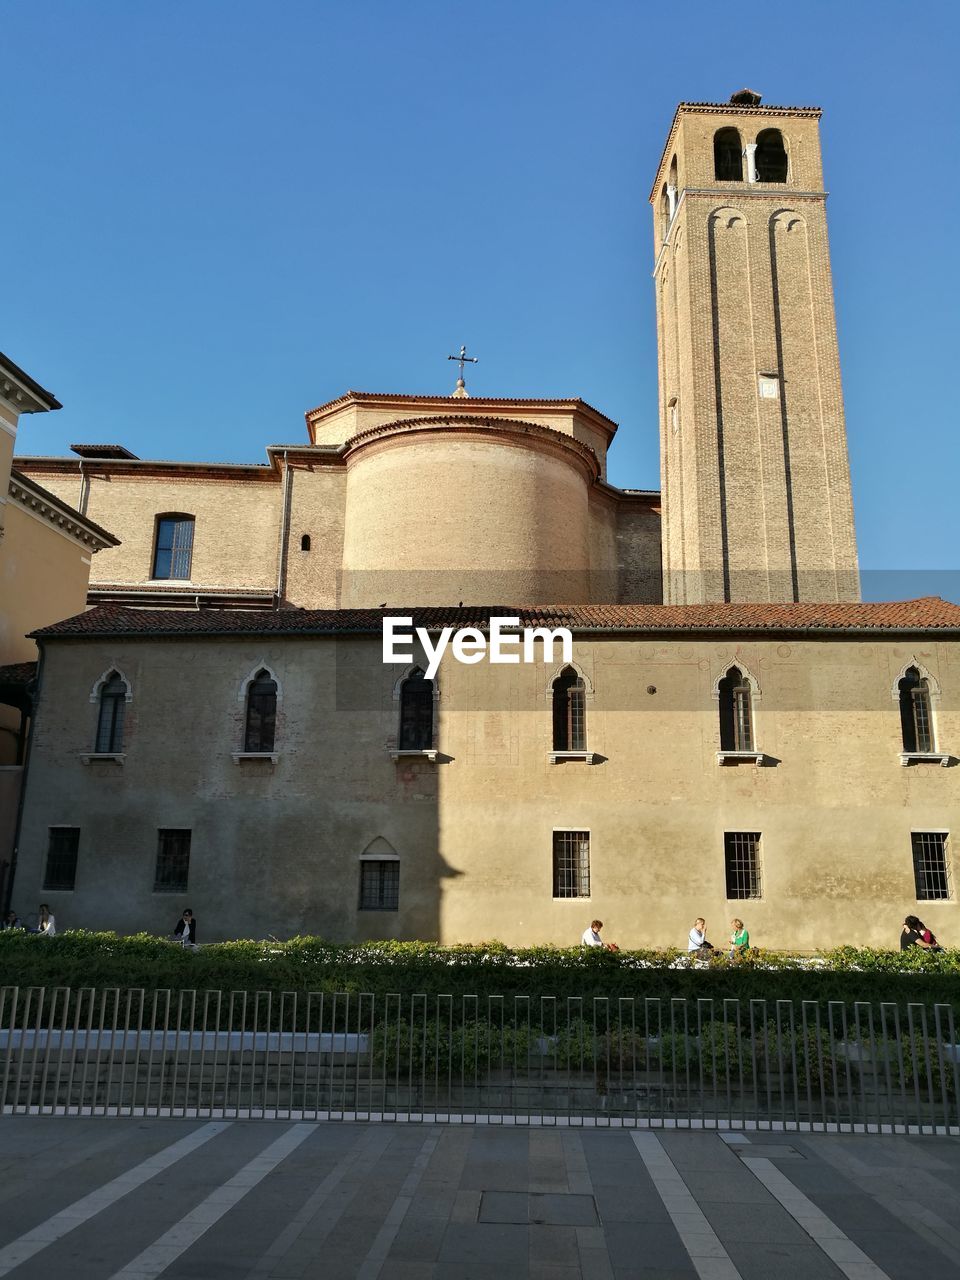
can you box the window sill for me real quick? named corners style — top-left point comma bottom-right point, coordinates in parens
top-left (232, 752), bottom-right (279, 764)
top-left (79, 752), bottom-right (125, 765)
top-left (899, 752), bottom-right (952, 767)
top-left (717, 750), bottom-right (765, 766)
top-left (548, 751), bottom-right (599, 764)
top-left (390, 749), bottom-right (438, 762)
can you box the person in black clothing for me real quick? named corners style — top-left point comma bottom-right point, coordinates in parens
top-left (900, 915), bottom-right (939, 951)
top-left (173, 908), bottom-right (197, 945)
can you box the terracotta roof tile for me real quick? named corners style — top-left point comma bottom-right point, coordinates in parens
top-left (30, 598), bottom-right (960, 640)
top-left (0, 661), bottom-right (38, 686)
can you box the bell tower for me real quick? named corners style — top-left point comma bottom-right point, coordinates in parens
top-left (651, 89), bottom-right (860, 603)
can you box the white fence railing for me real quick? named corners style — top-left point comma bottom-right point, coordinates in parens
top-left (1, 987), bottom-right (957, 1131)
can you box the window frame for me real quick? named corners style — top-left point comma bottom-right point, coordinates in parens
top-left (396, 667), bottom-right (436, 755)
top-left (713, 127), bottom-right (744, 182)
top-left (154, 828), bottom-right (191, 893)
top-left (552, 829), bottom-right (591, 899)
top-left (358, 857), bottom-right (400, 911)
top-left (43, 826), bottom-right (80, 891)
top-left (911, 831), bottom-right (951, 901)
top-left (152, 514), bottom-right (195, 581)
top-left (95, 671), bottom-right (128, 754)
top-left (723, 831), bottom-right (762, 900)
top-left (244, 669), bottom-right (278, 754)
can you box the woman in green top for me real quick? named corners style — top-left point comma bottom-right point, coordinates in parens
top-left (729, 919), bottom-right (750, 959)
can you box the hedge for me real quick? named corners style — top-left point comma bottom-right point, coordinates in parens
top-left (2, 932), bottom-right (960, 1014)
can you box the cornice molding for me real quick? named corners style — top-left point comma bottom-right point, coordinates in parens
top-left (8, 473), bottom-right (118, 552)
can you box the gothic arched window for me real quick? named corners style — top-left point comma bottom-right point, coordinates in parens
top-left (714, 128), bottom-right (743, 181)
top-left (755, 129), bottom-right (788, 182)
top-left (399, 668), bottom-right (434, 751)
top-left (95, 671), bottom-right (128, 753)
top-left (718, 666), bottom-right (754, 752)
top-left (244, 669), bottom-right (278, 753)
top-left (899, 667), bottom-right (934, 754)
top-left (552, 667), bottom-right (586, 752)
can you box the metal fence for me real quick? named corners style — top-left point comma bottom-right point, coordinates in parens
top-left (1, 987), bottom-right (958, 1132)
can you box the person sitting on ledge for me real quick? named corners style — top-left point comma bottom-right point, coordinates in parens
top-left (901, 915), bottom-right (941, 951)
top-left (581, 919), bottom-right (604, 947)
top-left (173, 908), bottom-right (197, 946)
top-left (687, 917), bottom-right (714, 959)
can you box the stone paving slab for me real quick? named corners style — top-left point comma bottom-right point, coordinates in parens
top-left (0, 1121), bottom-right (959, 1278)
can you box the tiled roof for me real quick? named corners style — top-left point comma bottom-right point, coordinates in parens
top-left (0, 662), bottom-right (38, 686)
top-left (305, 391), bottom-right (618, 428)
top-left (70, 444), bottom-right (139, 459)
top-left (30, 598), bottom-right (960, 640)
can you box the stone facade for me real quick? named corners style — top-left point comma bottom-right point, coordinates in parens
top-left (15, 605), bottom-right (960, 948)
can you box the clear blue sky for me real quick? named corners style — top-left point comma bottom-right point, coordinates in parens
top-left (4, 1), bottom-right (959, 598)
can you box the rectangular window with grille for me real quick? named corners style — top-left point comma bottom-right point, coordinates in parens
top-left (154, 829), bottom-right (191, 893)
top-left (359, 860), bottom-right (399, 911)
top-left (912, 832), bottom-right (950, 900)
top-left (43, 827), bottom-right (80, 891)
top-left (724, 831), bottom-right (762, 899)
top-left (553, 830), bottom-right (590, 898)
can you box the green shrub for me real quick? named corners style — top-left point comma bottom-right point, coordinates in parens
top-left (2, 931), bottom-right (959, 1019)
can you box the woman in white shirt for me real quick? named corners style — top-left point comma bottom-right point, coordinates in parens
top-left (37, 904), bottom-right (56, 937)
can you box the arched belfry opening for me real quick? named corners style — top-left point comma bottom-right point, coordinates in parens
top-left (755, 128), bottom-right (788, 182)
top-left (714, 128), bottom-right (743, 181)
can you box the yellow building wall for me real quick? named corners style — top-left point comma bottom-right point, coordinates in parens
top-left (14, 631), bottom-right (960, 949)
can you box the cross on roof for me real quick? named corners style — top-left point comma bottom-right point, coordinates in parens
top-left (447, 344), bottom-right (478, 397)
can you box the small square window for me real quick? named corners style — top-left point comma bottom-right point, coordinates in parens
top-left (758, 375), bottom-right (779, 400)
top-left (359, 860), bottom-right (399, 911)
top-left (912, 832), bottom-right (950, 901)
top-left (44, 827), bottom-right (80, 891)
top-left (724, 832), bottom-right (762, 899)
top-left (154, 829), bottom-right (191, 893)
top-left (553, 831), bottom-right (590, 898)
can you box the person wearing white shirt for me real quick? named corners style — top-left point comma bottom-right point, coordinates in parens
top-left (37, 904), bottom-right (56, 937)
top-left (687, 917), bottom-right (712, 954)
top-left (581, 920), bottom-right (604, 947)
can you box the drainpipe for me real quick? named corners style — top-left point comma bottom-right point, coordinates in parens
top-left (275, 451), bottom-right (292, 608)
top-left (3, 639), bottom-right (44, 919)
top-left (78, 458), bottom-right (88, 515)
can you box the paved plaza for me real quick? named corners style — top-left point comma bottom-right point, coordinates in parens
top-left (1, 1120), bottom-right (959, 1280)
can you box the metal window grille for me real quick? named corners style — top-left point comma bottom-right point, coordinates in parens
top-left (724, 831), bottom-right (762, 899)
top-left (154, 829), bottom-right (191, 893)
top-left (553, 831), bottom-right (590, 898)
top-left (399, 672), bottom-right (434, 750)
top-left (95, 673), bottom-right (126, 753)
top-left (153, 517), bottom-right (194, 580)
top-left (43, 828), bottom-right (80, 891)
top-left (359, 860), bottom-right (399, 911)
top-left (552, 671), bottom-right (586, 752)
top-left (912, 832), bottom-right (950, 901)
top-left (244, 670), bottom-right (277, 752)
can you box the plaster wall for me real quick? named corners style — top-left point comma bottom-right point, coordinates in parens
top-left (15, 631), bottom-right (960, 950)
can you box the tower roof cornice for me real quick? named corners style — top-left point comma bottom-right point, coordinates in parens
top-left (649, 100), bottom-right (822, 202)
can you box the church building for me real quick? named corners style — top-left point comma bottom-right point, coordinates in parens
top-left (8, 93), bottom-right (959, 948)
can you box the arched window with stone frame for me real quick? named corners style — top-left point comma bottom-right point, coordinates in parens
top-left (714, 127), bottom-right (743, 181)
top-left (244, 668), bottom-right (278, 753)
top-left (552, 666), bottom-right (586, 753)
top-left (755, 128), bottom-right (788, 182)
top-left (398, 667), bottom-right (435, 752)
top-left (95, 670), bottom-right (129, 753)
top-left (898, 666), bottom-right (935, 755)
top-left (717, 665), bottom-right (756, 755)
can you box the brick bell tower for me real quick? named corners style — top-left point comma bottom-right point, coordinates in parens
top-left (651, 89), bottom-right (860, 604)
